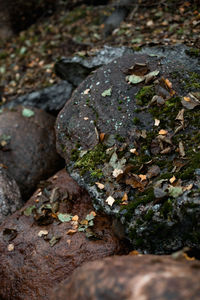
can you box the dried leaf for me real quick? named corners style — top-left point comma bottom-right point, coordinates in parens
top-left (100, 133), bottom-right (105, 142)
top-left (22, 108), bottom-right (35, 118)
top-left (122, 193), bottom-right (128, 202)
top-left (169, 175), bottom-right (176, 184)
top-left (138, 174), bottom-right (147, 181)
top-left (106, 196), bottom-right (115, 206)
top-left (95, 182), bottom-right (105, 190)
top-left (83, 88), bottom-right (90, 95)
top-left (66, 229), bottom-right (77, 235)
top-left (178, 141), bottom-right (185, 157)
top-left (176, 109), bottom-right (185, 122)
top-left (7, 244), bottom-right (14, 251)
top-left (130, 148), bottom-right (139, 155)
top-left (124, 63), bottom-right (149, 76)
top-left (145, 70), bottom-right (160, 83)
top-left (38, 230), bottom-right (48, 237)
top-left (160, 146), bottom-right (172, 154)
top-left (126, 74), bottom-right (145, 84)
top-left (113, 168), bottom-right (123, 178)
top-left (101, 88), bottom-right (112, 97)
top-left (183, 183), bottom-right (193, 191)
top-left (154, 119), bottom-right (160, 126)
top-left (159, 129), bottom-right (168, 135)
top-left (72, 215), bottom-right (79, 221)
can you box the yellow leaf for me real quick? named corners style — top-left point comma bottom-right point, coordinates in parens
top-left (72, 215), bottom-right (79, 221)
top-left (95, 182), bottom-right (105, 189)
top-left (158, 129), bottom-right (168, 135)
top-left (169, 175), bottom-right (176, 184)
top-left (139, 174), bottom-right (147, 181)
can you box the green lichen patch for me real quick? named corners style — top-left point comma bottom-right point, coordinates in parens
top-left (185, 48), bottom-right (200, 58)
top-left (135, 85), bottom-right (155, 105)
top-left (74, 143), bottom-right (108, 179)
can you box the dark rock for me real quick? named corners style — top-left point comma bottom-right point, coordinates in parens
top-left (0, 106), bottom-right (62, 199)
top-left (2, 81), bottom-right (73, 115)
top-left (0, 167), bottom-right (22, 223)
top-left (55, 45), bottom-right (133, 86)
top-left (50, 254), bottom-right (200, 300)
top-left (0, 169), bottom-right (127, 300)
top-left (56, 45), bottom-right (200, 253)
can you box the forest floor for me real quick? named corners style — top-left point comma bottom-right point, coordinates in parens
top-left (0, 1), bottom-right (199, 104)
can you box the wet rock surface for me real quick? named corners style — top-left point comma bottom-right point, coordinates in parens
top-left (2, 81), bottom-right (73, 115)
top-left (0, 167), bottom-right (22, 223)
top-left (0, 169), bottom-right (127, 300)
top-left (0, 106), bottom-right (62, 199)
top-left (50, 254), bottom-right (200, 300)
top-left (55, 45), bottom-right (133, 86)
top-left (56, 45), bottom-right (200, 253)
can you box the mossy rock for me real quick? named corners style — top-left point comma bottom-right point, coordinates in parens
top-left (56, 45), bottom-right (200, 254)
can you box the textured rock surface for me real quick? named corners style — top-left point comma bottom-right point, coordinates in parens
top-left (0, 167), bottom-right (22, 223)
top-left (56, 45), bottom-right (200, 253)
top-left (0, 106), bottom-right (62, 199)
top-left (0, 169), bottom-right (127, 300)
top-left (55, 45), bottom-right (133, 86)
top-left (2, 81), bottom-right (73, 115)
top-left (50, 254), bottom-right (200, 300)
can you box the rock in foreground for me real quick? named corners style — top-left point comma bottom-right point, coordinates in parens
top-left (0, 106), bottom-right (62, 198)
top-left (0, 169), bottom-right (126, 300)
top-left (50, 254), bottom-right (200, 300)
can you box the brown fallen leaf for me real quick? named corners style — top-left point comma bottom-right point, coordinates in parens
top-left (178, 141), bottom-right (185, 157)
top-left (160, 146), bottom-right (172, 154)
top-left (66, 229), bottom-right (77, 235)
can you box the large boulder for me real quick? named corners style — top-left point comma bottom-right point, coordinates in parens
top-left (0, 106), bottom-right (62, 199)
top-left (56, 45), bottom-right (200, 253)
top-left (50, 254), bottom-right (200, 300)
top-left (0, 169), bottom-right (128, 300)
top-left (0, 167), bottom-right (22, 223)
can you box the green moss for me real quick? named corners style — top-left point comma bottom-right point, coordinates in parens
top-left (123, 187), bottom-right (154, 221)
top-left (115, 134), bottom-right (125, 143)
top-left (132, 117), bottom-right (140, 125)
top-left (178, 152), bottom-right (200, 180)
top-left (135, 85), bottom-right (154, 106)
top-left (75, 143), bottom-right (107, 178)
top-left (149, 96), bottom-right (182, 127)
top-left (185, 48), bottom-right (200, 58)
top-left (118, 106), bottom-right (122, 111)
top-left (160, 199), bottom-right (173, 218)
top-left (144, 209), bottom-right (154, 221)
top-left (185, 72), bottom-right (200, 90)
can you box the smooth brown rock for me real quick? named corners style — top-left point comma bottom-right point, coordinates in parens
top-left (0, 169), bottom-right (127, 300)
top-left (0, 167), bottom-right (22, 223)
top-left (0, 106), bottom-right (62, 198)
top-left (50, 254), bottom-right (200, 300)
